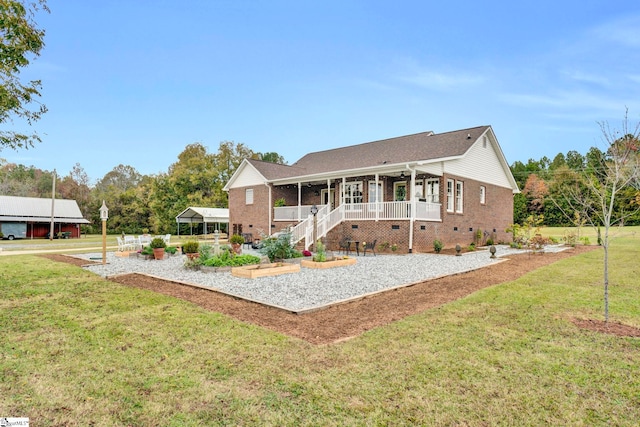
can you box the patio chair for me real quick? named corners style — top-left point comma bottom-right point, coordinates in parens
top-left (116, 236), bottom-right (126, 252)
top-left (339, 237), bottom-right (352, 255)
top-left (242, 233), bottom-right (254, 249)
top-left (124, 235), bottom-right (138, 251)
top-left (162, 234), bottom-right (171, 246)
top-left (363, 239), bottom-right (377, 256)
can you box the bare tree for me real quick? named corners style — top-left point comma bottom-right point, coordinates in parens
top-left (551, 110), bottom-right (640, 323)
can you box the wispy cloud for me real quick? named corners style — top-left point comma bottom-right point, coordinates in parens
top-left (499, 90), bottom-right (634, 114)
top-left (591, 14), bottom-right (640, 48)
top-left (400, 69), bottom-right (484, 91)
top-left (561, 70), bottom-right (610, 87)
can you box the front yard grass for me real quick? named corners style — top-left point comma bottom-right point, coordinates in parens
top-left (1, 232), bottom-right (639, 425)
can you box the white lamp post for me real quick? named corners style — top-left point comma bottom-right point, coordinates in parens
top-left (99, 200), bottom-right (109, 265)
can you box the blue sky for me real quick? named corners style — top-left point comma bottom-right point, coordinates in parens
top-left (3, 0), bottom-right (640, 184)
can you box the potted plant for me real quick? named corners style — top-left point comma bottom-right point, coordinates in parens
top-left (230, 234), bottom-right (244, 254)
top-left (150, 237), bottom-right (167, 260)
top-left (182, 240), bottom-right (200, 260)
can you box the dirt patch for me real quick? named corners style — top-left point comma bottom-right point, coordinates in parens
top-left (571, 318), bottom-right (640, 337)
top-left (41, 246), bottom-right (622, 344)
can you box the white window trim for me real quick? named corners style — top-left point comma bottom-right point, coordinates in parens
top-left (480, 185), bottom-right (486, 205)
top-left (394, 181), bottom-right (407, 202)
top-left (342, 181), bottom-right (364, 209)
top-left (455, 181), bottom-right (464, 213)
top-left (426, 178), bottom-right (439, 203)
top-left (446, 179), bottom-right (454, 212)
top-left (245, 188), bottom-right (254, 205)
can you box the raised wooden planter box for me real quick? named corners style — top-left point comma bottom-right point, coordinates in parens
top-left (231, 262), bottom-right (300, 279)
top-left (301, 257), bottom-right (357, 269)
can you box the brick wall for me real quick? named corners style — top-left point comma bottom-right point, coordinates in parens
top-left (228, 185), bottom-right (272, 238)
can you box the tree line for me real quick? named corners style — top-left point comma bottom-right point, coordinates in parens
top-left (511, 142), bottom-right (640, 227)
top-left (0, 142), bottom-right (285, 234)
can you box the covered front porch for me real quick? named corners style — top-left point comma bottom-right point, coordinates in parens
top-left (274, 200), bottom-right (441, 223)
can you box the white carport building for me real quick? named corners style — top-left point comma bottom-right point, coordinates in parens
top-left (175, 207), bottom-right (229, 236)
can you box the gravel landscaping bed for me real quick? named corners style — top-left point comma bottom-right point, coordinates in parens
top-left (77, 245), bottom-right (567, 312)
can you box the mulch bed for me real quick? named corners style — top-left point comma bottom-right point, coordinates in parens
top-left (41, 246), bottom-right (640, 344)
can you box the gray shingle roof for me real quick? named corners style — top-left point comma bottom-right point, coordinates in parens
top-left (246, 126), bottom-right (490, 182)
top-left (246, 158), bottom-right (307, 180)
top-left (291, 126), bottom-right (489, 175)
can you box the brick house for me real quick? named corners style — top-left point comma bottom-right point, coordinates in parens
top-left (224, 126), bottom-right (519, 253)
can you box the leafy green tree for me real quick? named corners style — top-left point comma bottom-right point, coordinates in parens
top-left (549, 152), bottom-right (566, 171)
top-left (565, 150), bottom-right (585, 170)
top-left (554, 111), bottom-right (640, 323)
top-left (255, 151), bottom-right (287, 164)
top-left (0, 0), bottom-right (48, 150)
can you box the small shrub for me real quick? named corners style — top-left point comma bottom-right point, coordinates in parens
top-left (563, 231), bottom-right (578, 247)
top-left (467, 242), bottom-right (476, 251)
top-left (230, 234), bottom-right (245, 245)
top-left (140, 246), bottom-right (153, 256)
top-left (313, 241), bottom-right (327, 262)
top-left (165, 246), bottom-right (177, 254)
top-left (433, 239), bottom-right (444, 253)
top-left (150, 237), bottom-right (166, 249)
top-left (581, 236), bottom-right (590, 245)
top-left (199, 243), bottom-right (213, 261)
top-left (0, 232), bottom-right (3, 239)
top-left (274, 197), bottom-right (286, 207)
top-left (486, 237), bottom-right (494, 246)
top-left (391, 243), bottom-right (398, 252)
top-left (378, 242), bottom-right (391, 251)
top-left (259, 229), bottom-right (301, 261)
top-left (182, 240), bottom-right (199, 253)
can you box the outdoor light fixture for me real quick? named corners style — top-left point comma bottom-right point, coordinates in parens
top-left (399, 171), bottom-right (405, 179)
top-left (310, 204), bottom-right (319, 252)
top-left (99, 200), bottom-right (108, 265)
top-left (99, 200), bottom-right (109, 221)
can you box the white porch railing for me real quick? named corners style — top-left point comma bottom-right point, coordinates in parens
top-left (287, 201), bottom-right (441, 249)
top-left (274, 205), bottom-right (317, 221)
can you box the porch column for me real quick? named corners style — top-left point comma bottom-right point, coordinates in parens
top-left (375, 173), bottom-right (379, 222)
top-left (327, 179), bottom-right (331, 209)
top-left (409, 168), bottom-right (416, 253)
top-left (297, 181), bottom-right (302, 221)
top-left (266, 183), bottom-right (272, 231)
top-left (341, 177), bottom-right (346, 206)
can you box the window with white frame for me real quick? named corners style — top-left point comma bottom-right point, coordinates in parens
top-left (446, 179), bottom-right (454, 212)
top-left (245, 188), bottom-right (254, 205)
top-left (414, 180), bottom-right (424, 199)
top-left (426, 178), bottom-right (439, 203)
top-left (368, 181), bottom-right (383, 203)
top-left (480, 185), bottom-right (486, 205)
top-left (342, 181), bottom-right (363, 205)
top-left (455, 181), bottom-right (463, 213)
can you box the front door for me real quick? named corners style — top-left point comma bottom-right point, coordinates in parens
top-left (321, 189), bottom-right (335, 209)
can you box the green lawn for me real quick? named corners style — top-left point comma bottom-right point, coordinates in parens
top-left (1, 230), bottom-right (639, 425)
